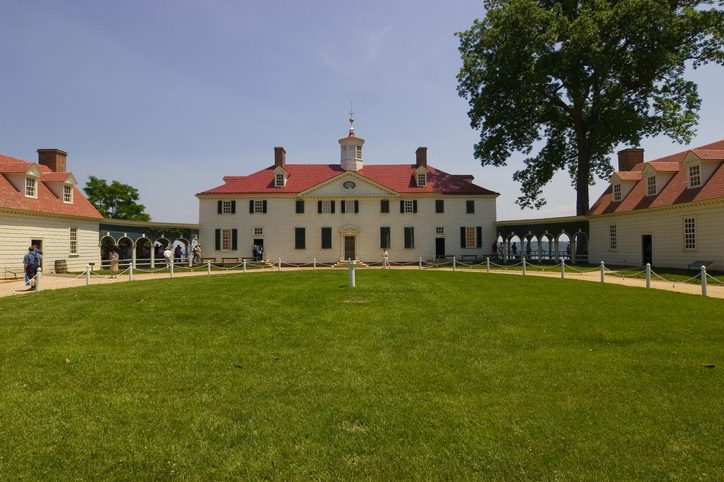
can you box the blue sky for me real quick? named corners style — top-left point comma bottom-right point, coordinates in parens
top-left (2, 1), bottom-right (722, 223)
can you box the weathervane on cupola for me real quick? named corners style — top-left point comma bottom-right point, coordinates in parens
top-left (339, 104), bottom-right (365, 171)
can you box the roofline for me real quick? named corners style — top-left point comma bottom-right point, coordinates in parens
top-left (586, 196), bottom-right (724, 219)
top-left (495, 215), bottom-right (587, 226)
top-left (0, 207), bottom-right (104, 222)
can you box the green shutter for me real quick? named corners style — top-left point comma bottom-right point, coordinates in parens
top-left (461, 227), bottom-right (466, 248)
top-left (413, 200), bottom-right (417, 213)
top-left (400, 200), bottom-right (405, 213)
top-left (232, 229), bottom-right (238, 250)
top-left (249, 200), bottom-right (254, 213)
top-left (231, 201), bottom-right (236, 214)
top-left (354, 200), bottom-right (359, 213)
top-left (318, 201), bottom-right (323, 213)
top-left (330, 201), bottom-right (335, 213)
top-left (322, 227), bottom-right (332, 249)
top-left (477, 227), bottom-right (482, 248)
top-left (215, 229), bottom-right (221, 250)
top-left (217, 201), bottom-right (222, 214)
top-left (262, 200), bottom-right (267, 213)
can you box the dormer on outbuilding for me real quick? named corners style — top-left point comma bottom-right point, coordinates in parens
top-left (339, 116), bottom-right (364, 172)
top-left (2, 163), bottom-right (42, 198)
top-left (610, 171), bottom-right (641, 202)
top-left (641, 162), bottom-right (679, 196)
top-left (682, 149), bottom-right (724, 189)
top-left (41, 172), bottom-right (77, 203)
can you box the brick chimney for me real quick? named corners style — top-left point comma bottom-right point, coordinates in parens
top-left (617, 148), bottom-right (644, 172)
top-left (37, 149), bottom-right (68, 172)
top-left (416, 147), bottom-right (427, 168)
top-left (274, 147), bottom-right (286, 168)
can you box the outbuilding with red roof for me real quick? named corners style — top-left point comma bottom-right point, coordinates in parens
top-left (587, 140), bottom-right (724, 270)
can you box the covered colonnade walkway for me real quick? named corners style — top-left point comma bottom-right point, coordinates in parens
top-left (494, 216), bottom-right (589, 264)
top-left (98, 219), bottom-right (200, 269)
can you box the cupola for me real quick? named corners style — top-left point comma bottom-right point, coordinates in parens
top-left (339, 113), bottom-right (364, 171)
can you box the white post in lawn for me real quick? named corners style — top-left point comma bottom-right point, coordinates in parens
top-left (600, 261), bottom-right (605, 283)
top-left (207, 260), bottom-right (211, 275)
top-left (561, 259), bottom-right (565, 279)
top-left (86, 265), bottom-right (91, 285)
top-left (486, 257), bottom-right (490, 273)
top-left (243, 259), bottom-right (246, 273)
top-left (36, 268), bottom-right (42, 291)
top-left (701, 265), bottom-right (708, 297)
top-left (646, 263), bottom-right (651, 288)
top-left (129, 264), bottom-right (133, 281)
top-left (522, 257), bottom-right (526, 276)
top-left (348, 258), bottom-right (355, 287)
top-left (278, 258), bottom-right (281, 271)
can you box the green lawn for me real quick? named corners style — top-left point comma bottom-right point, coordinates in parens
top-left (1, 270), bottom-right (722, 480)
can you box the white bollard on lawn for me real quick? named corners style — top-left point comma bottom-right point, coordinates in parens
top-left (600, 261), bottom-right (605, 283)
top-left (207, 260), bottom-right (211, 275)
top-left (129, 264), bottom-right (133, 281)
top-left (646, 263), bottom-right (651, 288)
top-left (561, 259), bottom-right (565, 279)
top-left (243, 259), bottom-right (247, 273)
top-left (348, 259), bottom-right (355, 287)
top-left (522, 257), bottom-right (526, 276)
top-left (86, 265), bottom-right (91, 285)
top-left (36, 268), bottom-right (42, 291)
top-left (486, 257), bottom-right (490, 273)
top-left (701, 265), bottom-right (708, 297)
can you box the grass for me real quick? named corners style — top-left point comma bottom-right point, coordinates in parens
top-left (1, 270), bottom-right (723, 480)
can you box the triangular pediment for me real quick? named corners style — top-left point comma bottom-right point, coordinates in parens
top-left (339, 225), bottom-right (360, 235)
top-left (299, 171), bottom-right (399, 198)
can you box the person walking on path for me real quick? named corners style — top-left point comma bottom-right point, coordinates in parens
top-left (23, 246), bottom-right (40, 290)
top-left (163, 246), bottom-right (173, 269)
top-left (109, 250), bottom-right (119, 278)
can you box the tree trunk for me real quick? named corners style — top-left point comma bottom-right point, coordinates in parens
top-left (575, 131), bottom-right (595, 216)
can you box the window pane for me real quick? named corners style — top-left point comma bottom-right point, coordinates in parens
top-left (685, 218), bottom-right (695, 249)
top-left (222, 229), bottom-right (232, 250)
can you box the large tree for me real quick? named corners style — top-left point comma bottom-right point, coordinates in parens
top-left (84, 176), bottom-right (151, 221)
top-left (457, 0), bottom-right (724, 215)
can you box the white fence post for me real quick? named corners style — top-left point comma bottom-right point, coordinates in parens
top-left (453, 258), bottom-right (456, 272)
top-left (561, 259), bottom-right (565, 279)
top-left (600, 261), bottom-right (605, 283)
top-left (419, 257), bottom-right (422, 270)
top-left (207, 260), bottom-right (211, 275)
top-left (646, 263), bottom-right (651, 288)
top-left (36, 268), bottom-right (42, 291)
top-left (314, 258), bottom-right (317, 270)
top-left (522, 257), bottom-right (526, 276)
top-left (129, 264), bottom-right (133, 281)
top-left (701, 265), bottom-right (708, 297)
top-left (86, 265), bottom-right (91, 285)
top-left (486, 257), bottom-right (490, 273)
top-left (278, 258), bottom-right (282, 271)
top-left (170, 260), bottom-right (174, 278)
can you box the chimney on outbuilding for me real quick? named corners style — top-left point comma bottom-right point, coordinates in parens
top-left (274, 147), bottom-right (286, 168)
top-left (37, 149), bottom-right (68, 172)
top-left (617, 148), bottom-right (644, 172)
top-left (416, 147), bottom-right (427, 168)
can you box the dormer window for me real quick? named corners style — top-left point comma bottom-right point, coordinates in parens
top-left (612, 183), bottom-right (622, 202)
top-left (63, 185), bottom-right (73, 203)
top-left (275, 173), bottom-right (285, 187)
top-left (25, 177), bottom-right (37, 198)
top-left (646, 176), bottom-right (657, 196)
top-left (688, 164), bottom-right (701, 188)
top-left (417, 173), bottom-right (427, 187)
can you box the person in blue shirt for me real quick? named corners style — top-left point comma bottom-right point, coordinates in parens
top-left (23, 246), bottom-right (40, 290)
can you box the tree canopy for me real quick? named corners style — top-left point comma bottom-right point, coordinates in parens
top-left (84, 176), bottom-right (151, 221)
top-left (457, 0), bottom-right (724, 215)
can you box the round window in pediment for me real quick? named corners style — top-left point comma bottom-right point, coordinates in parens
top-left (343, 181), bottom-right (356, 190)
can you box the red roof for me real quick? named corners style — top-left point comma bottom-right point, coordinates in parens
top-left (199, 163), bottom-right (498, 196)
top-left (587, 139), bottom-right (724, 216)
top-left (0, 153), bottom-right (103, 219)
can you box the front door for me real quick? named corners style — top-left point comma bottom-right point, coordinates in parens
top-left (344, 236), bottom-right (355, 261)
top-left (253, 238), bottom-right (264, 260)
top-left (642, 234), bottom-right (653, 266)
top-left (435, 238), bottom-right (445, 258)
